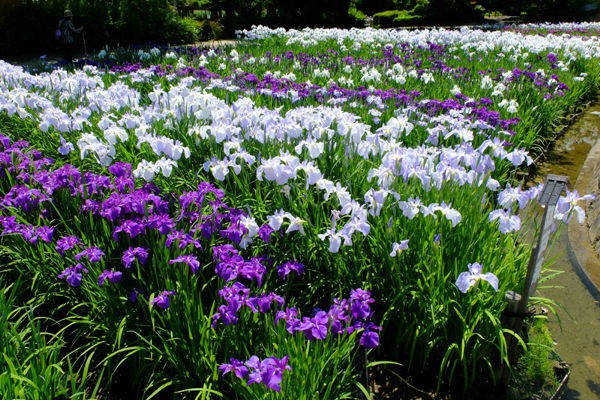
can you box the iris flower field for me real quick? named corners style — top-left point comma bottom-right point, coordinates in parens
top-left (1, 23), bottom-right (600, 399)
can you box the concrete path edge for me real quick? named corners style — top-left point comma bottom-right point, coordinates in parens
top-left (566, 139), bottom-right (600, 301)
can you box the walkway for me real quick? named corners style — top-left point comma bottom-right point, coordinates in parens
top-left (537, 104), bottom-right (600, 400)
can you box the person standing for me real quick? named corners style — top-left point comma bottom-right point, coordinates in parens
top-left (58, 9), bottom-right (83, 63)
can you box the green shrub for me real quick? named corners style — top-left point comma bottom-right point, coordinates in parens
top-left (163, 16), bottom-right (200, 45)
top-left (349, 6), bottom-right (368, 24)
top-left (373, 10), bottom-right (404, 28)
top-left (198, 19), bottom-right (225, 41)
top-left (394, 12), bottom-right (427, 26)
top-left (412, 0), bottom-right (430, 15)
top-left (511, 316), bottom-right (561, 398)
top-left (373, 9), bottom-right (426, 27)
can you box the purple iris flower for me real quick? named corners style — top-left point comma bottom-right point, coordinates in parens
top-left (74, 246), bottom-right (105, 263)
top-left (58, 263), bottom-right (89, 287)
top-left (211, 282), bottom-right (250, 327)
top-left (212, 304), bottom-right (240, 326)
top-left (169, 254), bottom-right (200, 274)
top-left (108, 162), bottom-right (132, 179)
top-left (455, 262), bottom-right (499, 293)
top-left (166, 229), bottom-right (201, 250)
top-left (358, 322), bottom-right (382, 348)
top-left (349, 288), bottom-right (374, 320)
top-left (36, 225), bottom-right (54, 243)
top-left (328, 298), bottom-right (350, 335)
top-left (275, 307), bottom-right (301, 334)
top-left (246, 292), bottom-right (284, 313)
top-left (82, 172), bottom-right (112, 196)
top-left (219, 357), bottom-right (249, 379)
top-left (56, 235), bottom-right (83, 256)
top-left (147, 213), bottom-right (175, 235)
top-left (112, 218), bottom-right (146, 241)
top-left (0, 215), bottom-right (18, 234)
top-left (212, 244), bottom-right (238, 262)
top-left (50, 164), bottom-right (82, 196)
top-left (2, 185), bottom-right (49, 212)
top-left (122, 246), bottom-right (149, 268)
top-left (220, 220), bottom-right (247, 244)
top-left (257, 224), bottom-right (274, 243)
top-left (128, 288), bottom-right (145, 303)
top-left (80, 199), bottom-right (100, 215)
top-left (240, 256), bottom-right (267, 286)
top-left (198, 219), bottom-right (217, 239)
top-left (256, 355), bottom-right (292, 392)
top-left (215, 254), bottom-right (245, 282)
top-left (276, 260), bottom-right (305, 280)
top-left (297, 311), bottom-right (329, 341)
top-left (98, 269), bottom-right (123, 286)
top-left (151, 290), bottom-right (176, 309)
top-left (220, 355), bottom-right (291, 392)
top-left (0, 134), bottom-right (11, 149)
top-left (16, 224), bottom-right (39, 244)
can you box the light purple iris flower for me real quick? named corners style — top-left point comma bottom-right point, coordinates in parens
top-left (554, 189), bottom-right (595, 224)
top-left (455, 262), bottom-right (499, 293)
top-left (58, 135), bottom-right (74, 156)
top-left (390, 240), bottom-right (409, 257)
top-left (489, 209), bottom-right (521, 233)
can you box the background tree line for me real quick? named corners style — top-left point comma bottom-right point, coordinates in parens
top-left (1, 0), bottom-right (600, 58)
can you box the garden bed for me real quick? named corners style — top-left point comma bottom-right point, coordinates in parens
top-left (1, 23), bottom-right (599, 398)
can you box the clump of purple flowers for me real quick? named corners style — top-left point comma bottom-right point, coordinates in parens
top-left (211, 282), bottom-right (285, 327)
top-left (212, 244), bottom-right (269, 285)
top-left (219, 355), bottom-right (292, 392)
top-left (0, 134), bottom-right (275, 303)
top-left (275, 288), bottom-right (382, 349)
top-left (0, 134), bottom-right (383, 395)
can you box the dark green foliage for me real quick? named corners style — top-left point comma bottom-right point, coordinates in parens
top-left (426, 0), bottom-right (484, 23)
top-left (523, 0), bottom-right (600, 22)
top-left (101, 0), bottom-right (183, 45)
top-left (0, 0), bottom-right (65, 57)
top-left (3, 0), bottom-right (600, 63)
top-left (0, 0), bottom-right (193, 57)
top-left (348, 5), bottom-right (368, 25)
top-left (211, 0), bottom-right (355, 36)
top-left (481, 0), bottom-right (600, 21)
top-left (197, 19), bottom-right (225, 41)
top-left (163, 16), bottom-right (202, 44)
